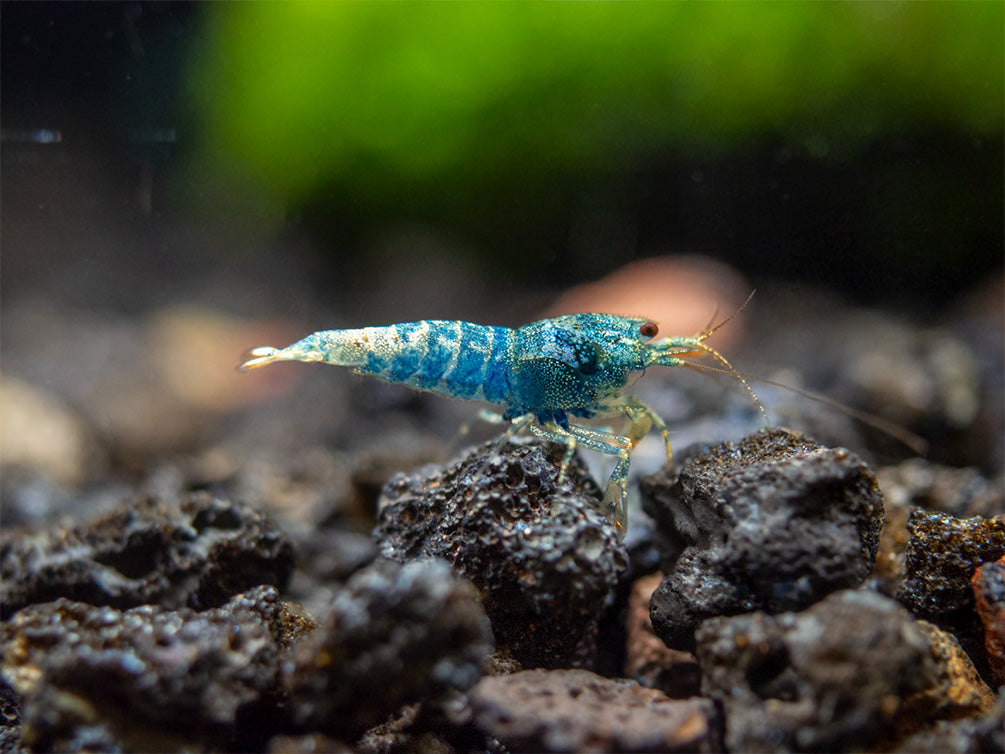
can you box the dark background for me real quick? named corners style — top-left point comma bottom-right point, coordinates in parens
top-left (3, 2), bottom-right (1001, 315)
top-left (2, 2), bottom-right (1002, 490)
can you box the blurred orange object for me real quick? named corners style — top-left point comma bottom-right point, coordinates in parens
top-left (150, 305), bottom-right (305, 411)
top-left (546, 256), bottom-right (750, 350)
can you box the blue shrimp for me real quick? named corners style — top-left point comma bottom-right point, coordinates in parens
top-left (240, 306), bottom-right (757, 537)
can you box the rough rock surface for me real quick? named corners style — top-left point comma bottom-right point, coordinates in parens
top-left (1, 587), bottom-right (285, 752)
top-left (467, 668), bottom-right (720, 753)
top-left (1, 558), bottom-right (492, 751)
top-left (893, 694), bottom-right (1005, 754)
top-left (285, 557), bottom-right (493, 737)
top-left (695, 590), bottom-right (938, 753)
top-left (0, 676), bottom-right (19, 753)
top-left (972, 555), bottom-right (1005, 685)
top-left (1, 492), bottom-right (295, 618)
top-left (873, 459), bottom-right (1003, 598)
top-left (375, 439), bottom-right (627, 668)
top-left (897, 508), bottom-right (1005, 675)
top-left (899, 510), bottom-right (1005, 618)
top-left (644, 428), bottom-right (884, 651)
top-left (904, 621), bottom-right (996, 722)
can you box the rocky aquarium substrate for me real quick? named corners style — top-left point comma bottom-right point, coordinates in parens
top-left (2, 288), bottom-right (1003, 753)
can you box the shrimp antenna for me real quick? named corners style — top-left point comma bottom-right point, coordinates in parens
top-left (677, 290), bottom-right (768, 422)
top-left (697, 289), bottom-right (757, 341)
top-left (687, 341), bottom-right (770, 425)
top-left (678, 359), bottom-right (929, 456)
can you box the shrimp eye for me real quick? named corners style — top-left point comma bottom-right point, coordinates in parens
top-left (639, 321), bottom-right (659, 339)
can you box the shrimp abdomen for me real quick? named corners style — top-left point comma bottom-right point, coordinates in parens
top-left (242, 321), bottom-right (516, 405)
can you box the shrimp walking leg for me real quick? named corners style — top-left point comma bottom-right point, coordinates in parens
top-left (526, 420), bottom-right (634, 533)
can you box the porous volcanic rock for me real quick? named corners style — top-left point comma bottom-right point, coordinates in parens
top-left (897, 508), bottom-right (1005, 675)
top-left (1, 586), bottom-right (285, 752)
top-left (695, 590), bottom-right (938, 752)
top-left (899, 510), bottom-right (1005, 618)
top-left (1, 492), bottom-right (295, 618)
top-left (375, 439), bottom-right (627, 668)
top-left (644, 427), bottom-right (883, 651)
top-left (284, 557), bottom-right (493, 737)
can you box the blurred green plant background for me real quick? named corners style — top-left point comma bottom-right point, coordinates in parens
top-left (192, 2), bottom-right (1000, 199)
top-left (181, 1), bottom-right (1002, 298)
top-left (3, 1), bottom-right (1002, 308)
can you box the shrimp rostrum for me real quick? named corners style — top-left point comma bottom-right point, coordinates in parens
top-left (240, 307), bottom-right (755, 537)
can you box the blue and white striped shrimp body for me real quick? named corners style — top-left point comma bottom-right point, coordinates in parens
top-left (242, 321), bottom-right (516, 404)
top-left (241, 311), bottom-right (740, 537)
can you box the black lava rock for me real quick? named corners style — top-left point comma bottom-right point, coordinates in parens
top-left (695, 590), bottom-right (938, 753)
top-left (1, 586), bottom-right (285, 752)
top-left (284, 557), bottom-right (493, 738)
top-left (0, 675), bottom-right (19, 754)
top-left (899, 509), bottom-right (1005, 617)
top-left (897, 508), bottom-right (1005, 677)
top-left (644, 427), bottom-right (884, 651)
top-left (1, 492), bottom-right (296, 618)
top-left (375, 439), bottom-right (627, 668)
